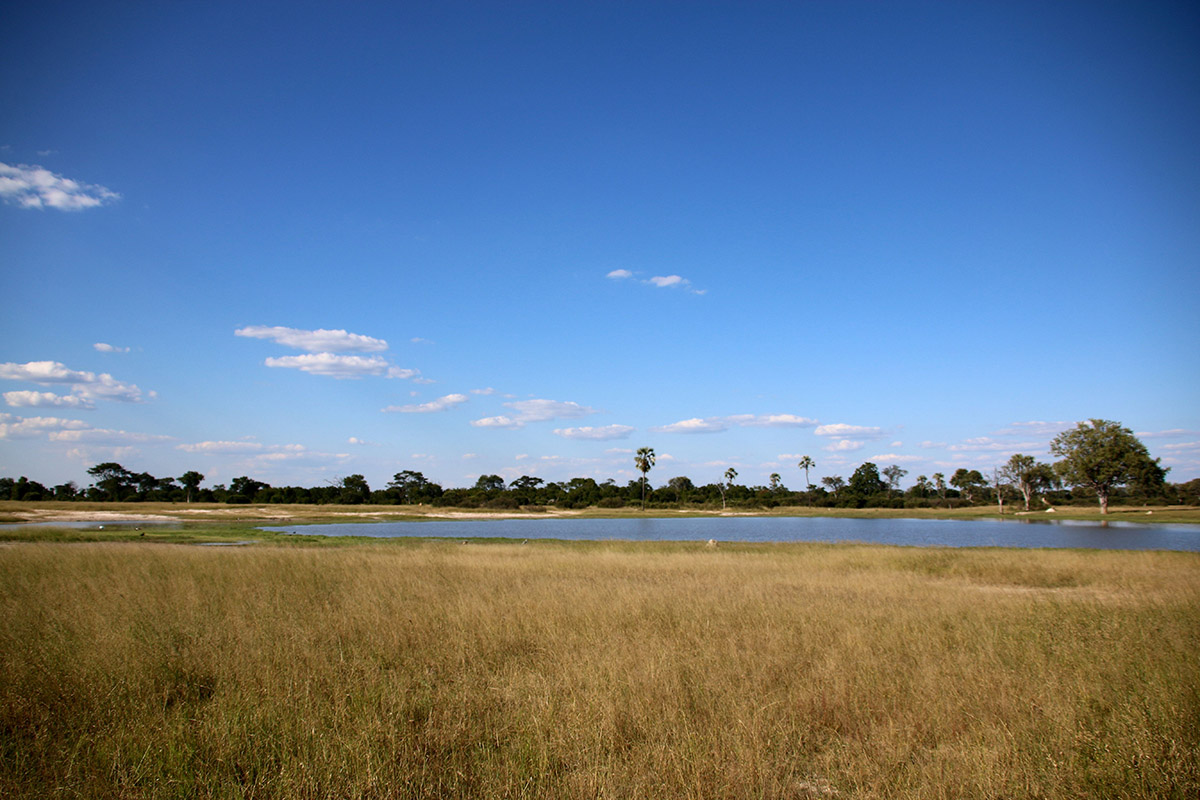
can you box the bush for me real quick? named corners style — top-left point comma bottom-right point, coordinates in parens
top-left (226, 494), bottom-right (250, 505)
top-left (597, 497), bottom-right (625, 508)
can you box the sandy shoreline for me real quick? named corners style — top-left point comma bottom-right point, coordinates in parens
top-left (9, 507), bottom-right (585, 523)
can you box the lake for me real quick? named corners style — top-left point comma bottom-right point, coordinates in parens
top-left (260, 515), bottom-right (1200, 552)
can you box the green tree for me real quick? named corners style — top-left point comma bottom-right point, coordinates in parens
top-left (848, 462), bottom-right (886, 500)
top-left (634, 447), bottom-right (656, 509)
top-left (509, 475), bottom-right (544, 505)
top-left (667, 476), bottom-right (695, 504)
top-left (882, 464), bottom-right (908, 493)
top-left (388, 470), bottom-right (443, 504)
top-left (87, 462), bottom-right (133, 501)
top-left (1000, 454), bottom-right (1056, 512)
top-left (1050, 419), bottom-right (1165, 514)
top-left (338, 474), bottom-right (370, 505)
top-left (178, 471), bottom-right (204, 503)
top-left (768, 472), bottom-right (783, 492)
top-left (473, 475), bottom-right (506, 494)
top-left (797, 455), bottom-right (815, 489)
top-left (719, 467), bottom-right (738, 510)
top-left (932, 472), bottom-right (947, 501)
top-left (950, 468), bottom-right (986, 504)
top-left (229, 476), bottom-right (268, 502)
top-left (821, 475), bottom-right (845, 497)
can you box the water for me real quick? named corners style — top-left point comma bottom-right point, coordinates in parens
top-left (260, 515), bottom-right (1200, 552)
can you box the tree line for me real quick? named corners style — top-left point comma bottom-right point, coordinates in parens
top-left (2, 420), bottom-right (1193, 512)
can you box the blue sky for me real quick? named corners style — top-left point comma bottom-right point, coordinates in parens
top-left (2, 1), bottom-right (1198, 492)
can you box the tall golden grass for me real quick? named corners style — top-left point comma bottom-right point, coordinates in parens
top-left (2, 540), bottom-right (1197, 798)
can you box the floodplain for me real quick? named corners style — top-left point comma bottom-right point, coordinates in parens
top-left (2, 527), bottom-right (1197, 798)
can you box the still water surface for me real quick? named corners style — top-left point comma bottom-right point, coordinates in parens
top-left (261, 516), bottom-right (1200, 552)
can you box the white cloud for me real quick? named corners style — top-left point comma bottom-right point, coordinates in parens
top-left (4, 390), bottom-right (94, 409)
top-left (1161, 441), bottom-right (1200, 452)
top-left (48, 428), bottom-right (172, 445)
top-left (608, 269), bottom-right (705, 294)
top-left (235, 325), bottom-right (388, 353)
top-left (947, 437), bottom-right (1042, 453)
top-left (387, 367), bottom-right (420, 380)
top-left (653, 417), bottom-right (730, 434)
top-left (507, 399), bottom-right (595, 422)
top-left (0, 162), bottom-right (120, 210)
top-left (0, 360), bottom-right (148, 403)
top-left (654, 413), bottom-right (817, 434)
top-left (0, 413), bottom-right (90, 439)
top-left (347, 437), bottom-right (378, 446)
top-left (868, 453), bottom-right (924, 464)
top-left (383, 393), bottom-right (468, 413)
top-left (815, 423), bottom-right (885, 439)
top-left (473, 399), bottom-right (597, 429)
top-left (824, 439), bottom-right (865, 452)
top-left (919, 440), bottom-right (947, 449)
top-left (471, 415), bottom-right (523, 429)
top-left (1139, 429), bottom-right (1200, 439)
top-left (992, 421), bottom-right (1073, 437)
top-left (176, 441), bottom-right (267, 454)
top-left (471, 387), bottom-right (495, 395)
top-left (264, 353), bottom-right (396, 379)
top-left (739, 414), bottom-right (818, 428)
top-left (93, 343), bottom-right (130, 353)
top-left (553, 425), bottom-right (636, 441)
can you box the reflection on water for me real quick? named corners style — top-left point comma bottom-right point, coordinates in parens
top-left (260, 515), bottom-right (1200, 552)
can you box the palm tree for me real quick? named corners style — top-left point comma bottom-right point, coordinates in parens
top-left (634, 447), bottom-right (656, 510)
top-left (797, 455), bottom-right (815, 489)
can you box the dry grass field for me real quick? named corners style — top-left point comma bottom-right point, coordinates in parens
top-left (2, 539), bottom-right (1197, 798)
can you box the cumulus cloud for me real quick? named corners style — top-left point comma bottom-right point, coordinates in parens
top-left (470, 415), bottom-right (522, 429)
top-left (947, 437), bottom-right (1041, 453)
top-left (553, 425), bottom-right (635, 441)
top-left (654, 413), bottom-right (817, 434)
top-left (235, 325), bottom-right (388, 353)
top-left (868, 453), bottom-right (924, 464)
top-left (1139, 429), bottom-right (1200, 439)
top-left (992, 420), bottom-right (1073, 437)
top-left (48, 428), bottom-right (172, 445)
top-left (607, 269), bottom-right (705, 294)
top-left (382, 393), bottom-right (468, 413)
top-left (471, 387), bottom-right (496, 395)
top-left (0, 413), bottom-right (90, 439)
top-left (176, 440), bottom-right (269, 454)
top-left (739, 414), bottom-right (818, 428)
top-left (0, 162), bottom-right (121, 210)
top-left (0, 360), bottom-right (149, 403)
top-left (815, 423), bottom-right (885, 439)
top-left (4, 390), bottom-right (94, 409)
top-left (347, 437), bottom-right (378, 446)
top-left (93, 343), bottom-right (130, 353)
top-left (472, 399), bottom-right (597, 429)
top-left (264, 353), bottom-right (399, 379)
top-left (824, 439), bottom-right (865, 452)
top-left (653, 417), bottom-right (730, 434)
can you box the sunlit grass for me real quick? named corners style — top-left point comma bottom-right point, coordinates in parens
top-left (2, 540), bottom-right (1197, 798)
